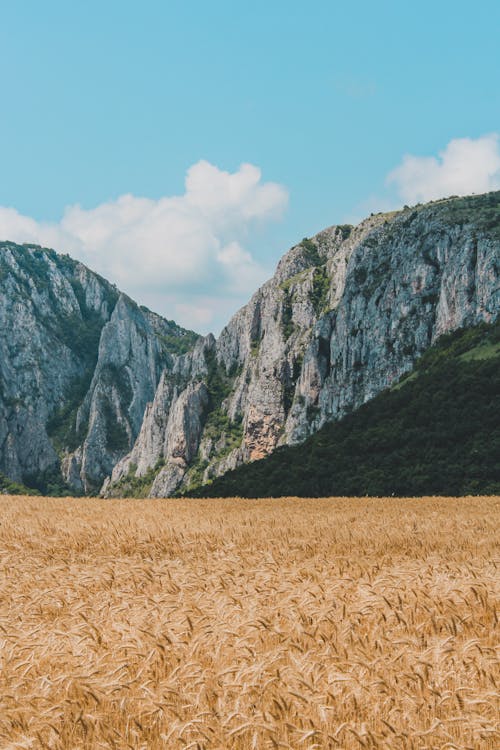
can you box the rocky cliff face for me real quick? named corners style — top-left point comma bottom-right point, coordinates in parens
top-left (105, 192), bottom-right (499, 497)
top-left (0, 243), bottom-right (199, 493)
top-left (1, 193), bottom-right (498, 497)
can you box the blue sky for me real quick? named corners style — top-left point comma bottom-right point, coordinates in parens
top-left (1, 0), bottom-right (499, 332)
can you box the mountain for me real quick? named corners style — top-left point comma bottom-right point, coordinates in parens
top-left (103, 191), bottom-right (499, 497)
top-left (183, 319), bottom-right (500, 497)
top-left (0, 192), bottom-right (498, 498)
top-left (0, 243), bottom-right (199, 494)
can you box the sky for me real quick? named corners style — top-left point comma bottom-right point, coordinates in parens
top-left (0, 0), bottom-right (499, 333)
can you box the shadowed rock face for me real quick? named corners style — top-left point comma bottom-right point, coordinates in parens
top-left (104, 192), bottom-right (499, 497)
top-left (0, 243), bottom-right (199, 493)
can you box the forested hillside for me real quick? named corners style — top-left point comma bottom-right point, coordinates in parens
top-left (185, 320), bottom-right (500, 497)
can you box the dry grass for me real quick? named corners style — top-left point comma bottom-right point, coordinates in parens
top-left (0, 495), bottom-right (498, 749)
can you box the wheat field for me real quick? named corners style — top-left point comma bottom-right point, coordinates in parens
top-left (0, 496), bottom-right (498, 749)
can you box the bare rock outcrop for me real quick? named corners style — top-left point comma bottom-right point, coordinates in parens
top-left (104, 192), bottom-right (499, 497)
top-left (0, 243), bottom-right (198, 493)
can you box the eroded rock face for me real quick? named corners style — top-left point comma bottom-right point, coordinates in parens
top-left (105, 193), bottom-right (499, 497)
top-left (0, 243), bottom-right (198, 493)
top-left (62, 294), bottom-right (184, 493)
top-left (2, 193), bottom-right (498, 498)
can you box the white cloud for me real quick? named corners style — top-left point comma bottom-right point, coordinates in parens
top-left (0, 161), bottom-right (288, 332)
top-left (386, 133), bottom-right (500, 204)
top-left (344, 133), bottom-right (500, 224)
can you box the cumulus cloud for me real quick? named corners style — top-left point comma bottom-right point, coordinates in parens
top-left (345, 133), bottom-right (500, 224)
top-left (387, 133), bottom-right (500, 204)
top-left (0, 161), bottom-right (288, 332)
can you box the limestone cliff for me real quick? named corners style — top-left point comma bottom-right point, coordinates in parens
top-left (0, 243), bottom-right (199, 493)
top-left (104, 192), bottom-right (499, 497)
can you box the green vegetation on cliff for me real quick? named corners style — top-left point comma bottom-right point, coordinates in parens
top-left (0, 472), bottom-right (40, 496)
top-left (185, 319), bottom-right (500, 498)
top-left (107, 458), bottom-right (166, 498)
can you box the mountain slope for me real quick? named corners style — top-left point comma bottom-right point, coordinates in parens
top-left (183, 320), bottom-right (500, 497)
top-left (0, 243), bottom-right (199, 493)
top-left (104, 191), bottom-right (500, 497)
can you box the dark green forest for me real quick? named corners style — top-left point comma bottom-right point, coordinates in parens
top-left (184, 319), bottom-right (500, 498)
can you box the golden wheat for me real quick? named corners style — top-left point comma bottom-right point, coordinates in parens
top-left (0, 495), bottom-right (498, 749)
